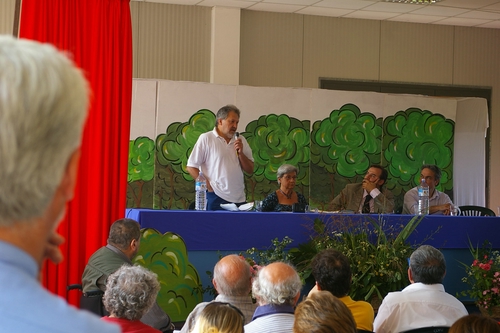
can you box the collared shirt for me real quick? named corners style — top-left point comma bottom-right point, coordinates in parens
top-left (187, 128), bottom-right (254, 203)
top-left (358, 188), bottom-right (382, 213)
top-left (0, 241), bottom-right (120, 333)
top-left (245, 304), bottom-right (295, 333)
top-left (402, 187), bottom-right (453, 214)
top-left (180, 294), bottom-right (257, 333)
top-left (373, 283), bottom-right (468, 333)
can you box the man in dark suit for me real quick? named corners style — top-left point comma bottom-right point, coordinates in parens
top-left (330, 164), bottom-right (394, 213)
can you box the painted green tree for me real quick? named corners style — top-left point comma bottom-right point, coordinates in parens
top-left (134, 229), bottom-right (202, 322)
top-left (383, 108), bottom-right (454, 197)
top-left (127, 137), bottom-right (155, 207)
top-left (244, 114), bottom-right (310, 201)
top-left (310, 104), bottom-right (383, 207)
top-left (155, 110), bottom-right (215, 209)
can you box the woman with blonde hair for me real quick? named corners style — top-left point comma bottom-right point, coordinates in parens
top-left (192, 302), bottom-right (245, 333)
top-left (294, 291), bottom-right (357, 333)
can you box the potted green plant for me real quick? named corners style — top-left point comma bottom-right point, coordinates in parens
top-left (459, 240), bottom-right (500, 319)
top-left (288, 214), bottom-right (424, 306)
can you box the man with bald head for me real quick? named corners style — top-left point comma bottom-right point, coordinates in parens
top-left (180, 254), bottom-right (256, 333)
top-left (245, 262), bottom-right (303, 333)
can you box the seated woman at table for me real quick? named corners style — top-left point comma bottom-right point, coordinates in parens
top-left (261, 164), bottom-right (307, 212)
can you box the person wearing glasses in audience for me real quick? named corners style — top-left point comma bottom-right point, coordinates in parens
top-left (330, 164), bottom-right (394, 213)
top-left (192, 302), bottom-right (245, 333)
top-left (261, 164), bottom-right (308, 212)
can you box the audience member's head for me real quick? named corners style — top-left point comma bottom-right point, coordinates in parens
top-left (192, 301), bottom-right (245, 333)
top-left (294, 291), bottom-right (357, 333)
top-left (252, 262), bottom-right (302, 306)
top-left (0, 36), bottom-right (89, 228)
top-left (103, 265), bottom-right (160, 321)
top-left (108, 218), bottom-right (141, 259)
top-left (0, 35), bottom-right (89, 270)
top-left (311, 249), bottom-right (351, 297)
top-left (213, 254), bottom-right (252, 296)
top-left (449, 313), bottom-right (500, 333)
top-left (409, 245), bottom-right (446, 284)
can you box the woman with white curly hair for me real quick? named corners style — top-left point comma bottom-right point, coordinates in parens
top-left (102, 265), bottom-right (162, 333)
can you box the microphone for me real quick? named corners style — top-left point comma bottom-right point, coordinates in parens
top-left (235, 132), bottom-right (240, 156)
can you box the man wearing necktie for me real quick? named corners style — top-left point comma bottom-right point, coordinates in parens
top-left (330, 164), bottom-right (394, 214)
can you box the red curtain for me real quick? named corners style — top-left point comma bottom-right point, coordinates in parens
top-left (19, 0), bottom-right (132, 306)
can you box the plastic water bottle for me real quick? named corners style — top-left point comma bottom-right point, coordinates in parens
top-left (417, 178), bottom-right (429, 215)
top-left (195, 172), bottom-right (207, 211)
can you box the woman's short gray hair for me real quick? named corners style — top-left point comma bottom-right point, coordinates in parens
top-left (277, 164), bottom-right (298, 180)
top-left (103, 265), bottom-right (160, 321)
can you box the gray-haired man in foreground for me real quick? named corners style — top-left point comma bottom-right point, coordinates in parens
top-left (0, 36), bottom-right (120, 332)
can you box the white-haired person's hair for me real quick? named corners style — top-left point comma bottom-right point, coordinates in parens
top-left (252, 262), bottom-right (302, 306)
top-left (103, 265), bottom-right (161, 321)
top-left (0, 35), bottom-right (89, 225)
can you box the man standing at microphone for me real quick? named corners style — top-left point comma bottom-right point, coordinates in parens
top-left (187, 105), bottom-right (254, 210)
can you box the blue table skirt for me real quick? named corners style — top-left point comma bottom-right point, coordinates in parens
top-left (126, 209), bottom-right (500, 250)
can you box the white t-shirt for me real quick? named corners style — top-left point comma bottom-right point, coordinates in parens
top-left (187, 128), bottom-right (253, 203)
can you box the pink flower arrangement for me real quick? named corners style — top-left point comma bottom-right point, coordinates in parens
top-left (460, 241), bottom-right (500, 312)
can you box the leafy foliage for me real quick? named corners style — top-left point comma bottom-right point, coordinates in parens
top-left (288, 215), bottom-right (423, 301)
top-left (245, 236), bottom-right (294, 266)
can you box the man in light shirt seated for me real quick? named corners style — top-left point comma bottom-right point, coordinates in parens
top-left (402, 164), bottom-right (453, 215)
top-left (373, 245), bottom-right (468, 333)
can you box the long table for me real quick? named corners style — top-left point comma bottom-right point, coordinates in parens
top-left (126, 208), bottom-right (500, 303)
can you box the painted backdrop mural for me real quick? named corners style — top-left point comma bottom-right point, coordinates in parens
top-left (127, 103), bottom-right (454, 212)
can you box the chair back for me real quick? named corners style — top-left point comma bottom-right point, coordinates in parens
top-left (459, 205), bottom-right (496, 217)
top-left (400, 326), bottom-right (449, 333)
top-left (80, 290), bottom-right (107, 316)
top-left (67, 283), bottom-right (107, 316)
